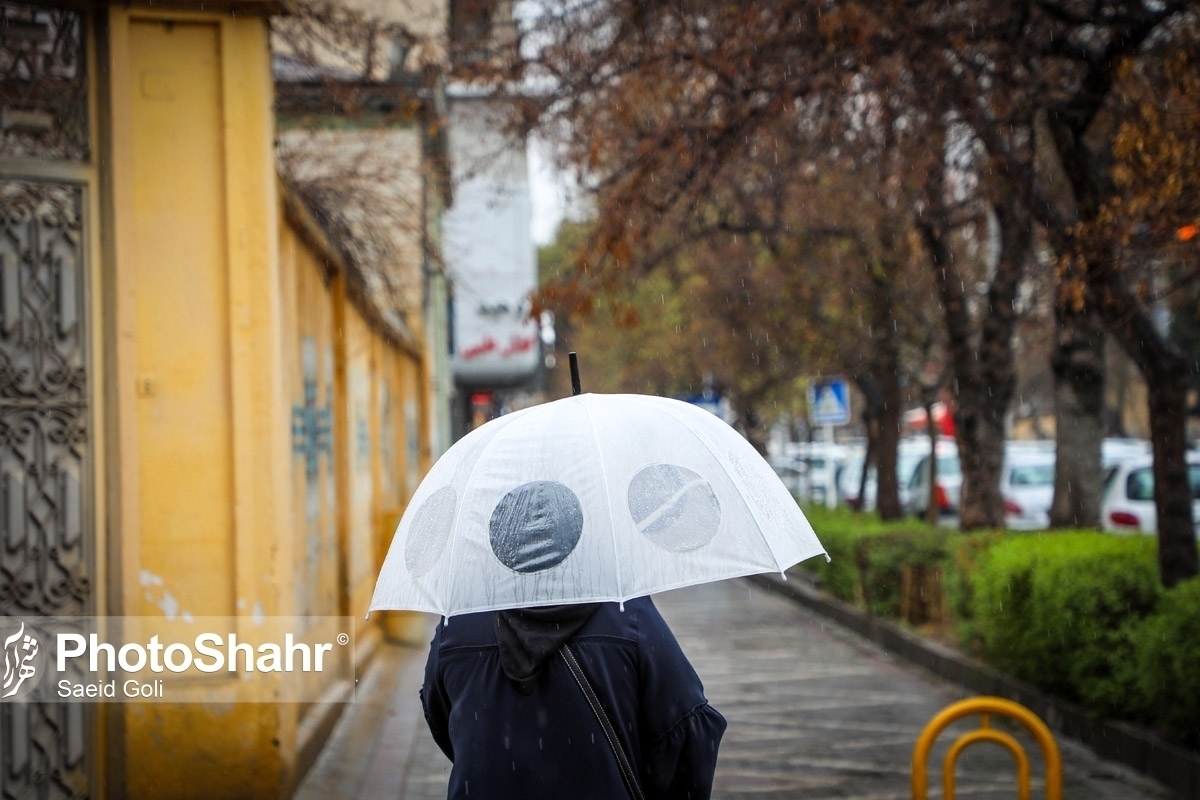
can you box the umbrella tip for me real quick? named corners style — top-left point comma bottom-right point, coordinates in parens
top-left (569, 352), bottom-right (582, 396)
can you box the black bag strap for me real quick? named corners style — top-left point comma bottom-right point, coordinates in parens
top-left (559, 643), bottom-right (646, 800)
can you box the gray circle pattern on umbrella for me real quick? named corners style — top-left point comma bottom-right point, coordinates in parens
top-left (404, 486), bottom-right (457, 577)
top-left (489, 480), bottom-right (584, 573)
top-left (627, 464), bottom-right (721, 552)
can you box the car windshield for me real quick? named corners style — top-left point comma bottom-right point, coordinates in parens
top-left (1125, 464), bottom-right (1200, 501)
top-left (1102, 465), bottom-right (1120, 494)
top-left (1007, 463), bottom-right (1054, 487)
top-left (897, 452), bottom-right (923, 480)
top-left (937, 456), bottom-right (961, 476)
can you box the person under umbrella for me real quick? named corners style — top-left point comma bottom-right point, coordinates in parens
top-left (420, 590), bottom-right (726, 799)
top-left (377, 357), bottom-right (826, 799)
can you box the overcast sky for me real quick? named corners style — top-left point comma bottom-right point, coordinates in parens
top-left (528, 137), bottom-right (574, 246)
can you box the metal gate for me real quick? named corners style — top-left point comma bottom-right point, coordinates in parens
top-left (1, 3), bottom-right (94, 798)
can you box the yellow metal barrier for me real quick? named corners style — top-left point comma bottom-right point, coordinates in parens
top-left (911, 696), bottom-right (1062, 800)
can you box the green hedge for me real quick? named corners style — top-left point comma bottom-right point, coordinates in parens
top-left (792, 507), bottom-right (1200, 748)
top-left (796, 505), bottom-right (887, 604)
top-left (796, 506), bottom-right (993, 624)
top-left (797, 506), bottom-right (947, 616)
top-left (1132, 576), bottom-right (1200, 747)
top-left (968, 533), bottom-right (1161, 716)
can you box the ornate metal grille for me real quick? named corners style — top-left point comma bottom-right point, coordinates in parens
top-left (0, 2), bottom-right (89, 161)
top-left (1, 701), bottom-right (87, 800)
top-left (0, 179), bottom-right (89, 616)
top-left (0, 179), bottom-right (90, 800)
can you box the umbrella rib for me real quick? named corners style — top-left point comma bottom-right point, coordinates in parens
top-left (642, 397), bottom-right (792, 575)
top-left (577, 395), bottom-right (626, 607)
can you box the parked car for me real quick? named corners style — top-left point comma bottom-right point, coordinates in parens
top-left (1000, 444), bottom-right (1056, 530)
top-left (770, 441), bottom-right (850, 506)
top-left (836, 454), bottom-right (869, 508)
top-left (838, 439), bottom-right (929, 511)
top-left (906, 438), bottom-right (962, 518)
top-left (998, 437), bottom-right (1144, 530)
top-left (804, 452), bottom-right (841, 507)
top-left (1100, 451), bottom-right (1200, 537)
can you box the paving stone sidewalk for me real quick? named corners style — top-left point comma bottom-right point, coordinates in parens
top-left (298, 579), bottom-right (1170, 799)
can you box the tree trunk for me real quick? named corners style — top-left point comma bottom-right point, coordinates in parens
top-left (1146, 364), bottom-right (1197, 588)
top-left (857, 423), bottom-right (876, 512)
top-left (923, 395), bottom-right (941, 525)
top-left (852, 371), bottom-right (884, 503)
top-left (920, 200), bottom-right (1024, 530)
top-left (1089, 259), bottom-right (1200, 586)
top-left (1049, 303), bottom-right (1106, 527)
top-left (876, 369), bottom-right (903, 520)
top-left (1045, 87), bottom-right (1195, 584)
top-left (865, 259), bottom-right (905, 520)
top-left (739, 403), bottom-right (769, 456)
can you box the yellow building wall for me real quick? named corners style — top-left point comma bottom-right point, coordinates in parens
top-left (403, 348), bottom-right (430, 480)
top-left (108, 7), bottom-right (297, 798)
top-left (382, 348), bottom-right (431, 643)
top-left (277, 211), bottom-right (366, 780)
top-left (103, 3), bottom-right (436, 795)
top-left (126, 17), bottom-right (235, 618)
top-left (277, 213), bottom-right (430, 658)
top-left (342, 302), bottom-right (381, 659)
top-left (374, 342), bottom-right (398, 564)
top-left (279, 224), bottom-right (340, 623)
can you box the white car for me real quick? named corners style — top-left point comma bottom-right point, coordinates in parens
top-left (906, 438), bottom-right (962, 518)
top-left (1100, 451), bottom-right (1200, 537)
top-left (1000, 445), bottom-right (1056, 530)
top-left (771, 442), bottom-right (850, 506)
top-left (837, 439), bottom-right (931, 511)
top-left (804, 453), bottom-right (840, 506)
top-left (837, 454), bottom-right (871, 509)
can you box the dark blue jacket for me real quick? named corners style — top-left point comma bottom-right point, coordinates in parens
top-left (420, 596), bottom-right (727, 799)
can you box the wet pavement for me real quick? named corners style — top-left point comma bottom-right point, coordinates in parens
top-left (299, 579), bottom-right (1169, 799)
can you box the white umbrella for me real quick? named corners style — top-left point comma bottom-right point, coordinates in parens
top-left (370, 389), bottom-right (826, 618)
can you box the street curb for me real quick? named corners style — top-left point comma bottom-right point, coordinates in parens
top-left (749, 570), bottom-right (1200, 799)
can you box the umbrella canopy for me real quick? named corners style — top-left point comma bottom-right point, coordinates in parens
top-left (370, 393), bottom-right (826, 617)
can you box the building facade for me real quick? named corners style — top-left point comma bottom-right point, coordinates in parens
top-left (443, 0), bottom-right (544, 436)
top-left (0, 1), bottom-right (449, 796)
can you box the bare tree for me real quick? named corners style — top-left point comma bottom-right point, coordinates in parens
top-left (270, 0), bottom-right (452, 332)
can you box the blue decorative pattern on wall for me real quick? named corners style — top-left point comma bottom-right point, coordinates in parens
top-left (292, 338), bottom-right (332, 522)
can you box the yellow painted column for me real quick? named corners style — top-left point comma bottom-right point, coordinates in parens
top-left (342, 303), bottom-right (382, 666)
top-left (107, 7), bottom-right (295, 798)
top-left (382, 350), bottom-right (435, 645)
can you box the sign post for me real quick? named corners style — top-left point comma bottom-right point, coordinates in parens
top-left (807, 377), bottom-right (851, 509)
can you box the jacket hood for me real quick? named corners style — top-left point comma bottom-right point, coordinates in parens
top-left (493, 603), bottom-right (601, 695)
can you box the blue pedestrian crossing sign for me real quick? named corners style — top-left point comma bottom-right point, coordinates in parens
top-left (808, 378), bottom-right (851, 426)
